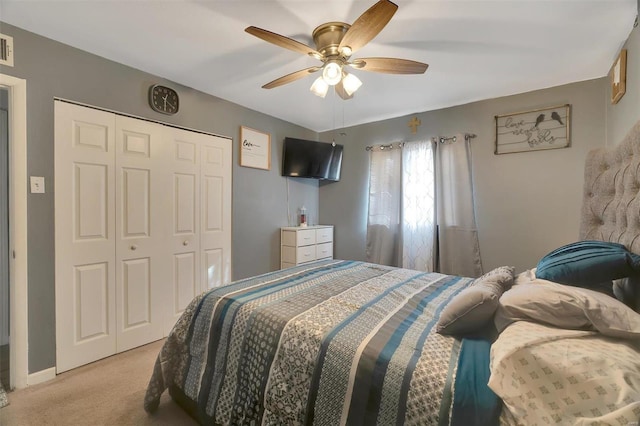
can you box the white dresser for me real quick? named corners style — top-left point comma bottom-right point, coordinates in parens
top-left (280, 225), bottom-right (334, 269)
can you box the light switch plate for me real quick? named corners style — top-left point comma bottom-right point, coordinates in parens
top-left (30, 176), bottom-right (45, 193)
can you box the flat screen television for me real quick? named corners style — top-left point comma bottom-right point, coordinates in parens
top-left (282, 137), bottom-right (343, 181)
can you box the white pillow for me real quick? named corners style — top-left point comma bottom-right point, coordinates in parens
top-left (495, 279), bottom-right (640, 339)
top-left (513, 268), bottom-right (536, 286)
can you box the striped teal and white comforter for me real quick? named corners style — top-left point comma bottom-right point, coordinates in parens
top-left (144, 260), bottom-right (499, 425)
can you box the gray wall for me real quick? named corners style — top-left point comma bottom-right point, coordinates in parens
top-left (0, 22), bottom-right (320, 373)
top-left (320, 79), bottom-right (608, 275)
top-left (607, 22), bottom-right (640, 146)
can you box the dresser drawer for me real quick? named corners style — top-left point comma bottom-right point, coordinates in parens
top-left (316, 242), bottom-right (333, 260)
top-left (296, 229), bottom-right (316, 246)
top-left (297, 245), bottom-right (317, 263)
top-left (316, 227), bottom-right (333, 244)
top-left (281, 244), bottom-right (317, 264)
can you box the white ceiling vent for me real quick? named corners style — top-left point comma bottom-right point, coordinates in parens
top-left (0, 34), bottom-right (14, 67)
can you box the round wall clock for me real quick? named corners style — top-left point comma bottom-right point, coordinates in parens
top-left (148, 84), bottom-right (179, 115)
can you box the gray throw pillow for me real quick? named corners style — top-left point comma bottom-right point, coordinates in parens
top-left (613, 276), bottom-right (640, 312)
top-left (436, 266), bottom-right (515, 336)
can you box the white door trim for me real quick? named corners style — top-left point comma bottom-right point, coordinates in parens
top-left (1, 74), bottom-right (28, 389)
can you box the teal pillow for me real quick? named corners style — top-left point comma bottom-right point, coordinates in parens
top-left (536, 241), bottom-right (640, 288)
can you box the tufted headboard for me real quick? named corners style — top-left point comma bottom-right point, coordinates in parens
top-left (580, 119), bottom-right (640, 312)
top-left (580, 119), bottom-right (640, 255)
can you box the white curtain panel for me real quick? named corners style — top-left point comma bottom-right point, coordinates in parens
top-left (366, 147), bottom-right (401, 266)
top-left (436, 134), bottom-right (483, 277)
top-left (401, 141), bottom-right (436, 272)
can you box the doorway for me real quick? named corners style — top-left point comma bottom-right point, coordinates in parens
top-left (0, 74), bottom-right (27, 390)
top-left (1, 87), bottom-right (9, 390)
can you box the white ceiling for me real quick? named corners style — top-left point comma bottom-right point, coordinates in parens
top-left (1, 1), bottom-right (637, 132)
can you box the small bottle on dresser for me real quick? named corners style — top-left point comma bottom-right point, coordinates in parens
top-left (299, 206), bottom-right (307, 227)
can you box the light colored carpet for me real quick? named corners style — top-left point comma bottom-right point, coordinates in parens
top-left (0, 339), bottom-right (197, 425)
top-left (0, 383), bottom-right (7, 408)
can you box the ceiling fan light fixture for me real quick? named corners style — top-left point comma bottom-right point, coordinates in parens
top-left (247, 0), bottom-right (429, 97)
top-left (342, 72), bottom-right (362, 96)
top-left (310, 76), bottom-right (329, 98)
top-left (322, 61), bottom-right (343, 86)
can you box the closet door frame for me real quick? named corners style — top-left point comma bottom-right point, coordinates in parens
top-left (1, 74), bottom-right (28, 389)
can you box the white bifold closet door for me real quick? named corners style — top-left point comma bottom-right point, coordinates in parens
top-left (163, 127), bottom-right (232, 334)
top-left (55, 103), bottom-right (117, 373)
top-left (114, 115), bottom-right (167, 353)
top-left (55, 101), bottom-right (231, 373)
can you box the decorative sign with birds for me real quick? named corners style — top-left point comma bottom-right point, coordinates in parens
top-left (494, 104), bottom-right (571, 155)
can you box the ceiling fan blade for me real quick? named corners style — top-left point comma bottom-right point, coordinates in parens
top-left (339, 0), bottom-right (398, 55)
top-left (335, 80), bottom-right (354, 100)
top-left (351, 57), bottom-right (428, 74)
top-left (246, 26), bottom-right (323, 59)
top-left (262, 66), bottom-right (321, 89)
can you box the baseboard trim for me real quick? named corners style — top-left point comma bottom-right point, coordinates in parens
top-left (27, 367), bottom-right (56, 386)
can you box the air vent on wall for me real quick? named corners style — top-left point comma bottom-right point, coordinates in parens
top-left (0, 34), bottom-right (14, 67)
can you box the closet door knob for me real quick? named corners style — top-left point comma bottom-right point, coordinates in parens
top-left (183, 240), bottom-right (189, 246)
top-left (130, 245), bottom-right (137, 251)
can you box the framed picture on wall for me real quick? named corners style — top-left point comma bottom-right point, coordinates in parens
top-left (611, 49), bottom-right (627, 105)
top-left (239, 126), bottom-right (271, 170)
top-left (495, 104), bottom-right (571, 155)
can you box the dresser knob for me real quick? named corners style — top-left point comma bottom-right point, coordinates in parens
top-left (130, 245), bottom-right (137, 251)
top-left (183, 240), bottom-right (189, 246)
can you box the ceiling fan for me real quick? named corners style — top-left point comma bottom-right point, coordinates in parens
top-left (245, 0), bottom-right (428, 99)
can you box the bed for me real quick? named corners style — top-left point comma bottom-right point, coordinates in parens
top-left (144, 119), bottom-right (640, 425)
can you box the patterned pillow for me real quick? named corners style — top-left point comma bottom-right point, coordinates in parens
top-left (436, 266), bottom-right (515, 336)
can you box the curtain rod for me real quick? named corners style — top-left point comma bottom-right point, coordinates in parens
top-left (435, 133), bottom-right (477, 144)
top-left (365, 133), bottom-right (477, 151)
top-left (365, 142), bottom-right (405, 151)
